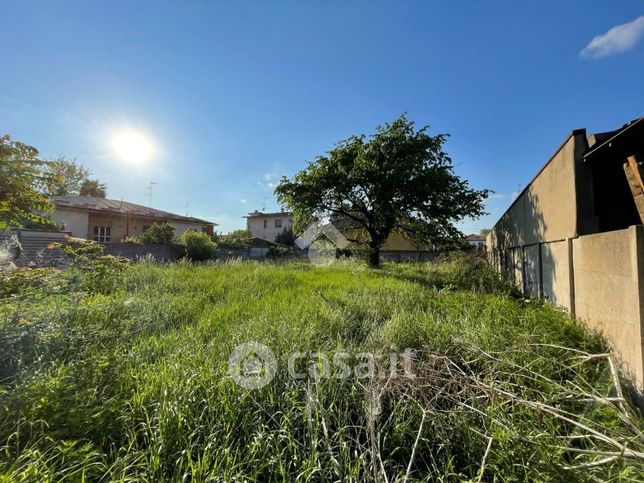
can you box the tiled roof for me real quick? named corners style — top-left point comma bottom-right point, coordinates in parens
top-left (51, 196), bottom-right (216, 225)
top-left (466, 234), bottom-right (486, 241)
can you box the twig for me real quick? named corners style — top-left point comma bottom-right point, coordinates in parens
top-left (403, 408), bottom-right (426, 483)
top-left (476, 436), bottom-right (493, 483)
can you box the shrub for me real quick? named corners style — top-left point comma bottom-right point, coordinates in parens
top-left (275, 227), bottom-right (296, 246)
top-left (179, 230), bottom-right (217, 261)
top-left (122, 236), bottom-right (141, 245)
top-left (266, 244), bottom-right (296, 259)
top-left (49, 237), bottom-right (128, 293)
top-left (217, 229), bottom-right (253, 248)
top-left (140, 223), bottom-right (175, 244)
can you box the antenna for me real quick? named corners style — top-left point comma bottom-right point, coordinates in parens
top-left (185, 201), bottom-right (190, 216)
top-left (262, 197), bottom-right (267, 212)
top-left (145, 182), bottom-right (157, 207)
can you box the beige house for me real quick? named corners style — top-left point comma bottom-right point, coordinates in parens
top-left (487, 116), bottom-right (644, 390)
top-left (245, 210), bottom-right (294, 242)
top-left (50, 196), bottom-right (216, 242)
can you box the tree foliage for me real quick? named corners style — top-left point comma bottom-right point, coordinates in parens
top-left (140, 223), bottom-right (175, 245)
top-left (274, 227), bottom-right (296, 246)
top-left (217, 229), bottom-right (253, 248)
top-left (0, 135), bottom-right (55, 231)
top-left (180, 230), bottom-right (217, 261)
top-left (43, 157), bottom-right (107, 197)
top-left (79, 179), bottom-right (107, 197)
top-left (275, 115), bottom-right (489, 267)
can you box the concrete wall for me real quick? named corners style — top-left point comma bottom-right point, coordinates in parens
top-left (488, 132), bottom-right (586, 250)
top-left (572, 226), bottom-right (644, 387)
top-left (487, 129), bottom-right (644, 391)
top-left (50, 208), bottom-right (88, 237)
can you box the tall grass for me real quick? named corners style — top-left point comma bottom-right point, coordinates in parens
top-left (0, 258), bottom-right (642, 481)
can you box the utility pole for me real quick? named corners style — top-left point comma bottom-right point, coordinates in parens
top-left (146, 182), bottom-right (157, 207)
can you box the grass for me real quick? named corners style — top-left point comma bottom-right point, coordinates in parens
top-left (1, 256), bottom-right (643, 481)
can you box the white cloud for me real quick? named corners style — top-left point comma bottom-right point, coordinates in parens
top-left (240, 198), bottom-right (247, 204)
top-left (580, 15), bottom-right (644, 59)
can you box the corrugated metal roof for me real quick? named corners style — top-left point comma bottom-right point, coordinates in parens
top-left (51, 196), bottom-right (216, 225)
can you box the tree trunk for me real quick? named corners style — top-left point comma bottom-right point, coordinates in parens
top-left (367, 246), bottom-right (380, 268)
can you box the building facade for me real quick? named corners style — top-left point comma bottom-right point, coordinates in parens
top-left (245, 210), bottom-right (294, 242)
top-left (50, 196), bottom-right (216, 242)
top-left (487, 117), bottom-right (644, 390)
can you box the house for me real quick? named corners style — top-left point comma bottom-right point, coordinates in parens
top-left (331, 215), bottom-right (433, 260)
top-left (49, 196), bottom-right (216, 242)
top-left (245, 210), bottom-right (294, 242)
top-left (465, 234), bottom-right (486, 250)
top-left (487, 116), bottom-right (644, 390)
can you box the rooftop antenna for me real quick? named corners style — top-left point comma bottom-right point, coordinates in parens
top-left (262, 197), bottom-right (267, 212)
top-left (185, 201), bottom-right (190, 216)
top-left (146, 181), bottom-right (157, 207)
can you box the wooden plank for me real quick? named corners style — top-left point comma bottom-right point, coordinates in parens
top-left (623, 155), bottom-right (644, 223)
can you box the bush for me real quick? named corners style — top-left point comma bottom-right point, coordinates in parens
top-left (217, 229), bottom-right (253, 248)
top-left (179, 230), bottom-right (217, 261)
top-left (49, 237), bottom-right (129, 293)
top-left (275, 228), bottom-right (296, 246)
top-left (140, 223), bottom-right (175, 245)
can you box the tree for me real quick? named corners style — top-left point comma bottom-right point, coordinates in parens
top-left (43, 157), bottom-right (107, 197)
top-left (0, 135), bottom-right (55, 231)
top-left (140, 222), bottom-right (175, 244)
top-left (479, 228), bottom-right (491, 237)
top-left (275, 115), bottom-right (489, 267)
top-left (180, 230), bottom-right (217, 261)
top-left (275, 227), bottom-right (296, 246)
top-left (79, 179), bottom-right (107, 197)
top-left (217, 229), bottom-right (253, 248)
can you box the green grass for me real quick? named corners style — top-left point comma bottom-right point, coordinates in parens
top-left (1, 258), bottom-right (643, 481)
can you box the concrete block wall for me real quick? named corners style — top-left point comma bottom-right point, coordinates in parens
top-left (572, 226), bottom-right (644, 387)
top-left (490, 226), bottom-right (644, 389)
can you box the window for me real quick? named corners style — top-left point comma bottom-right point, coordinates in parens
top-left (93, 225), bottom-right (111, 243)
top-left (275, 219), bottom-right (282, 229)
top-left (263, 220), bottom-right (267, 229)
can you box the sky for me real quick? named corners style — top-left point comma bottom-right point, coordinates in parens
top-left (1, 1), bottom-right (643, 234)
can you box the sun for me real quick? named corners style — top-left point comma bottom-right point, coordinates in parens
top-left (112, 130), bottom-right (153, 164)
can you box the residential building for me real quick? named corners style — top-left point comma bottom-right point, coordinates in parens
top-left (49, 196), bottom-right (216, 242)
top-left (245, 210), bottom-right (294, 241)
top-left (466, 234), bottom-right (486, 250)
top-left (487, 116), bottom-right (644, 390)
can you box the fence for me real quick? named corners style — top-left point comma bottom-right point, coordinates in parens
top-left (0, 229), bottom-right (70, 266)
top-left (489, 225), bottom-right (644, 391)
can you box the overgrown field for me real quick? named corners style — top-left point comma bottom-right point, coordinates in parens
top-left (1, 257), bottom-right (643, 481)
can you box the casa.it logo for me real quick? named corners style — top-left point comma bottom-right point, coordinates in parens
top-left (227, 342), bottom-right (277, 390)
top-left (295, 221), bottom-right (350, 266)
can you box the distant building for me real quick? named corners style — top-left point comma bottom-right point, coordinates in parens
top-left (466, 234), bottom-right (486, 250)
top-left (245, 210), bottom-right (294, 241)
top-left (50, 196), bottom-right (216, 242)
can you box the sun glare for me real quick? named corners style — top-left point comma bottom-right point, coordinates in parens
top-left (113, 130), bottom-right (153, 164)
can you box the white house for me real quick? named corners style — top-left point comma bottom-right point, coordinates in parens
top-left (49, 196), bottom-right (216, 242)
top-left (245, 210), bottom-right (293, 242)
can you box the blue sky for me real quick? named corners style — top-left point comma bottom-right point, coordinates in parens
top-left (1, 1), bottom-right (643, 233)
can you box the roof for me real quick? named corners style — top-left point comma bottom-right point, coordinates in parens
top-left (51, 196), bottom-right (216, 226)
top-left (583, 117), bottom-right (644, 163)
top-left (466, 234), bottom-right (486, 241)
top-left (244, 210), bottom-right (293, 218)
